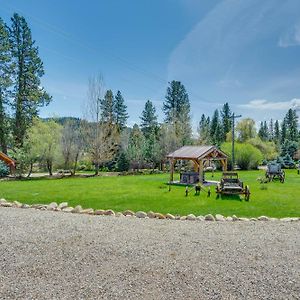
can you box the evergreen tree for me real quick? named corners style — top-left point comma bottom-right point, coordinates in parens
top-left (269, 119), bottom-right (274, 141)
top-left (0, 18), bottom-right (13, 153)
top-left (163, 80), bottom-right (191, 145)
top-left (280, 119), bottom-right (287, 144)
top-left (210, 109), bottom-right (222, 145)
top-left (258, 121), bottom-right (269, 141)
top-left (198, 114), bottom-right (210, 144)
top-left (100, 90), bottom-right (115, 124)
top-left (116, 151), bottom-right (129, 172)
top-left (140, 100), bottom-right (158, 139)
top-left (284, 109), bottom-right (298, 141)
top-left (114, 90), bottom-right (128, 130)
top-left (127, 124), bottom-right (145, 170)
top-left (274, 120), bottom-right (280, 143)
top-left (9, 13), bottom-right (51, 147)
top-left (220, 102), bottom-right (232, 142)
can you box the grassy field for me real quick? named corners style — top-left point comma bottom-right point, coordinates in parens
top-left (0, 170), bottom-right (299, 217)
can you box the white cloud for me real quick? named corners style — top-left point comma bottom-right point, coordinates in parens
top-left (278, 24), bottom-right (300, 47)
top-left (239, 98), bottom-right (300, 110)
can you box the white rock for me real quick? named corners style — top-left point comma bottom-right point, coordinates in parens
top-left (62, 207), bottom-right (73, 213)
top-left (180, 216), bottom-right (187, 220)
top-left (226, 217), bottom-right (233, 221)
top-left (80, 208), bottom-right (94, 214)
top-left (238, 217), bottom-right (250, 222)
top-left (250, 218), bottom-right (257, 221)
top-left (196, 216), bottom-right (205, 221)
top-left (135, 211), bottom-right (147, 218)
top-left (258, 216), bottom-right (269, 221)
top-left (165, 213), bottom-right (175, 220)
top-left (0, 198), bottom-right (7, 204)
top-left (58, 202), bottom-right (68, 209)
top-left (186, 214), bottom-right (196, 221)
top-left (147, 211), bottom-right (156, 218)
top-left (13, 201), bottom-right (22, 208)
top-left (104, 209), bottom-right (115, 216)
top-left (280, 217), bottom-right (298, 222)
top-left (22, 204), bottom-right (31, 209)
top-left (1, 202), bottom-right (12, 207)
top-left (215, 214), bottom-right (226, 221)
top-left (47, 202), bottom-right (58, 211)
top-left (115, 212), bottom-right (124, 217)
top-left (123, 210), bottom-right (135, 216)
top-left (232, 215), bottom-right (238, 221)
top-left (72, 205), bottom-right (82, 213)
top-left (155, 213), bottom-right (165, 219)
top-left (205, 214), bottom-right (215, 221)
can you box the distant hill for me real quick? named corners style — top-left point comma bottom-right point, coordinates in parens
top-left (42, 117), bottom-right (81, 126)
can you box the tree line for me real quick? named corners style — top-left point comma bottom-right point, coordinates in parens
top-left (1, 13), bottom-right (299, 176)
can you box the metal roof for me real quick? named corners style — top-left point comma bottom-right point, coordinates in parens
top-left (166, 146), bottom-right (227, 160)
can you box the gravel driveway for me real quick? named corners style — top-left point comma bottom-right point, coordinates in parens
top-left (0, 207), bottom-right (299, 300)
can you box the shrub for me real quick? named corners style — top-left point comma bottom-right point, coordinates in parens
top-left (221, 142), bottom-right (263, 170)
top-left (0, 161), bottom-right (9, 177)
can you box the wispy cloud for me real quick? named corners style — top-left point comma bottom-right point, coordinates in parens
top-left (239, 98), bottom-right (300, 110)
top-left (278, 23), bottom-right (300, 48)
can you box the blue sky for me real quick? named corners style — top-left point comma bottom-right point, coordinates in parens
top-left (1, 0), bottom-right (300, 129)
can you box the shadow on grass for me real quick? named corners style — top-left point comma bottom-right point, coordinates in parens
top-left (216, 194), bottom-right (244, 202)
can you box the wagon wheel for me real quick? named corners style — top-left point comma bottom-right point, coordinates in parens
top-left (216, 184), bottom-right (221, 199)
top-left (245, 185), bottom-right (250, 201)
top-left (280, 171), bottom-right (285, 183)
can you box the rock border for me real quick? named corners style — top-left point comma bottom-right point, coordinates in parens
top-left (0, 198), bottom-right (299, 222)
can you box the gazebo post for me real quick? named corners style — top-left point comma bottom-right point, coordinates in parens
top-left (169, 159), bottom-right (175, 183)
top-left (199, 160), bottom-right (204, 184)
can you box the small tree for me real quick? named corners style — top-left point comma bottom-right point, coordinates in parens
top-left (116, 151), bottom-right (129, 172)
top-left (0, 161), bottom-right (9, 177)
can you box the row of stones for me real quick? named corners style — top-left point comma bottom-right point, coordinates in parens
top-left (0, 198), bottom-right (299, 222)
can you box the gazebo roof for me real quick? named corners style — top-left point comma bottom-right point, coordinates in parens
top-left (0, 152), bottom-right (16, 167)
top-left (167, 145), bottom-right (228, 160)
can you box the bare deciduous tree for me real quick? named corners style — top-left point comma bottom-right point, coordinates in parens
top-left (84, 74), bottom-right (119, 175)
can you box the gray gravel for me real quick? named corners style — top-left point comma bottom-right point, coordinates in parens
top-left (0, 208), bottom-right (299, 300)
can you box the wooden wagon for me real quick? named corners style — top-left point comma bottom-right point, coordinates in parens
top-left (265, 163), bottom-right (285, 183)
top-left (216, 172), bottom-right (250, 201)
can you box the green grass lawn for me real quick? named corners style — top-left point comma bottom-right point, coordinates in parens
top-left (0, 170), bottom-right (299, 217)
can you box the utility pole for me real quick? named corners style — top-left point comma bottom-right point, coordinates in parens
top-left (231, 113), bottom-right (242, 170)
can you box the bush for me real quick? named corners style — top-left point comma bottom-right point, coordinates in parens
top-left (116, 152), bottom-right (130, 172)
top-left (0, 161), bottom-right (9, 177)
top-left (221, 142), bottom-right (263, 170)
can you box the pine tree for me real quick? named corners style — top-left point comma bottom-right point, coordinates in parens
top-left (284, 109), bottom-right (298, 141)
top-left (9, 13), bottom-right (51, 147)
top-left (114, 90), bottom-right (128, 130)
top-left (197, 114), bottom-right (210, 144)
top-left (163, 80), bottom-right (191, 145)
top-left (210, 109), bottom-right (222, 145)
top-left (258, 121), bottom-right (269, 141)
top-left (280, 119), bottom-right (287, 144)
top-left (269, 119), bottom-right (274, 141)
top-left (220, 102), bottom-right (232, 142)
top-left (140, 100), bottom-right (158, 139)
top-left (127, 124), bottom-right (145, 170)
top-left (0, 18), bottom-right (13, 153)
top-left (274, 120), bottom-right (280, 143)
top-left (100, 90), bottom-right (115, 124)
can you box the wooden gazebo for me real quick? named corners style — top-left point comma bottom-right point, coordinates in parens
top-left (167, 146), bottom-right (228, 184)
